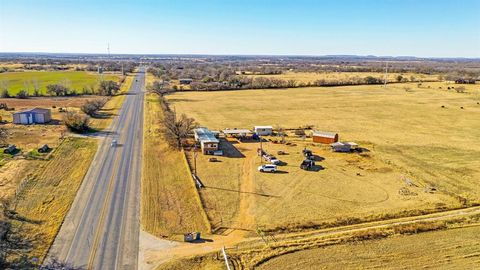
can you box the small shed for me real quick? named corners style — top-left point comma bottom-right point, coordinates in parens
top-left (13, 108), bottom-right (52, 125)
top-left (179, 78), bottom-right (193, 85)
top-left (331, 142), bottom-right (358, 152)
top-left (312, 130), bottom-right (338, 144)
top-left (254, 126), bottom-right (273, 136)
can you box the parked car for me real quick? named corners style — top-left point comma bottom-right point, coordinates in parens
top-left (111, 139), bottom-right (117, 147)
top-left (269, 157), bottom-right (280, 165)
top-left (38, 144), bottom-right (51, 153)
top-left (3, 144), bottom-right (17, 154)
top-left (300, 159), bottom-right (315, 170)
top-left (263, 154), bottom-right (280, 165)
top-left (258, 164), bottom-right (277, 173)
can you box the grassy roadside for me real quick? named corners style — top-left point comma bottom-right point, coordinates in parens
top-left (6, 137), bottom-right (97, 264)
top-left (141, 93), bottom-right (209, 238)
top-left (90, 74), bottom-right (134, 131)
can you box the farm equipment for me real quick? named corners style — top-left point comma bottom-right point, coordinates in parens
top-left (303, 149), bottom-right (314, 159)
top-left (300, 159), bottom-right (315, 170)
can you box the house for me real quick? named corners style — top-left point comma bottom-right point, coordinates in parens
top-left (13, 108), bottom-right (52, 125)
top-left (254, 126), bottom-right (273, 136)
top-left (312, 130), bottom-right (338, 144)
top-left (331, 142), bottom-right (358, 152)
top-left (179, 78), bottom-right (193, 85)
top-left (194, 127), bottom-right (221, 155)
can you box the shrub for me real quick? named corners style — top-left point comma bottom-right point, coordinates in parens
top-left (98, 80), bottom-right (120, 96)
top-left (80, 99), bottom-right (107, 116)
top-left (63, 111), bottom-right (90, 133)
top-left (456, 86), bottom-right (466, 93)
top-left (0, 89), bottom-right (10, 98)
top-left (16, 90), bottom-right (29, 99)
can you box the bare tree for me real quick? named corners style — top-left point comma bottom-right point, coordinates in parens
top-left (32, 79), bottom-right (40, 96)
top-left (80, 99), bottom-right (108, 116)
top-left (161, 110), bottom-right (197, 149)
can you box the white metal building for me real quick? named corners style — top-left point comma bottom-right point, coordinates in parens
top-left (254, 126), bottom-right (273, 136)
top-left (12, 108), bottom-right (52, 125)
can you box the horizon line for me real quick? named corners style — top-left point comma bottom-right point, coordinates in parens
top-left (1, 51), bottom-right (480, 60)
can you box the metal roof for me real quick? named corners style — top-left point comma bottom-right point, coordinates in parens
top-left (331, 142), bottom-right (358, 147)
top-left (312, 130), bottom-right (337, 138)
top-left (194, 127), bottom-right (219, 143)
top-left (223, 129), bottom-right (252, 134)
top-left (14, 107), bottom-right (51, 115)
top-left (254, 126), bottom-right (273, 129)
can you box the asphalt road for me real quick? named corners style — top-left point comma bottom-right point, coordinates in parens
top-left (47, 69), bottom-right (145, 269)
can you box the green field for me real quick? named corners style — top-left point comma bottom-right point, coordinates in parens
top-left (0, 71), bottom-right (119, 95)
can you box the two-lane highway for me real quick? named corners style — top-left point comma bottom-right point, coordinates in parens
top-left (47, 69), bottom-right (145, 269)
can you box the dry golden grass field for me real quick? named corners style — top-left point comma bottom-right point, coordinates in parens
top-left (142, 93), bottom-right (210, 238)
top-left (166, 81), bottom-right (480, 233)
top-left (248, 71), bottom-right (440, 84)
top-left (7, 137), bottom-right (97, 262)
top-left (257, 225), bottom-right (480, 270)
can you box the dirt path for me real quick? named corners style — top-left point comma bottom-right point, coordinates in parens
top-left (234, 149), bottom-right (257, 234)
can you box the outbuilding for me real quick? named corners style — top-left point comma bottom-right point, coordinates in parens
top-left (331, 142), bottom-right (358, 152)
top-left (312, 130), bottom-right (338, 144)
top-left (254, 126), bottom-right (273, 136)
top-left (194, 127), bottom-right (221, 155)
top-left (222, 128), bottom-right (253, 138)
top-left (13, 108), bottom-right (51, 125)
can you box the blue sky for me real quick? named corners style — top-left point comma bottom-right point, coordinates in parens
top-left (1, 0), bottom-right (479, 57)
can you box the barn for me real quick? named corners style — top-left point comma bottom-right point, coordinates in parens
top-left (13, 108), bottom-right (52, 125)
top-left (312, 130), bottom-right (338, 144)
